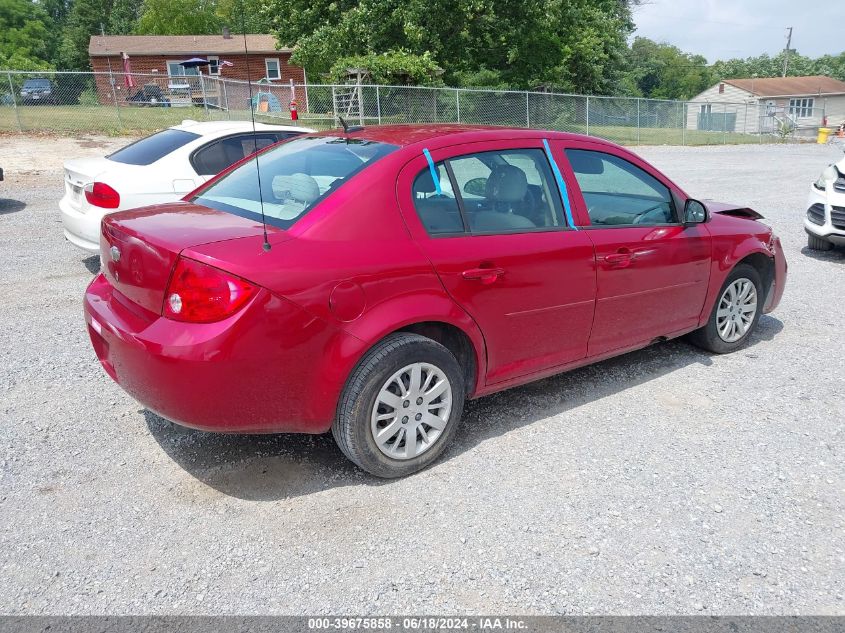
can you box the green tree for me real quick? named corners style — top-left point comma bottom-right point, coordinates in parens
top-left (57, 0), bottom-right (112, 71)
top-left (216, 0), bottom-right (269, 34)
top-left (38, 0), bottom-right (72, 29)
top-left (0, 0), bottom-right (54, 70)
top-left (814, 52), bottom-right (845, 82)
top-left (621, 37), bottom-right (714, 100)
top-left (329, 50), bottom-right (443, 85)
top-left (108, 0), bottom-right (141, 34)
top-left (135, 0), bottom-right (220, 35)
top-left (711, 51), bottom-right (818, 81)
top-left (266, 0), bottom-right (639, 92)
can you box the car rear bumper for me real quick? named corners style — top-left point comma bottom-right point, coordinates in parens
top-left (84, 273), bottom-right (359, 434)
top-left (60, 196), bottom-right (102, 252)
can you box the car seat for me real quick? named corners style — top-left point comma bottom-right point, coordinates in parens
top-left (472, 164), bottom-right (536, 231)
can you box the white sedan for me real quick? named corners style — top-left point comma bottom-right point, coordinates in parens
top-left (805, 149), bottom-right (845, 251)
top-left (60, 120), bottom-right (314, 251)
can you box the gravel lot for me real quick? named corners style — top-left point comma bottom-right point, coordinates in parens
top-left (0, 137), bottom-right (843, 616)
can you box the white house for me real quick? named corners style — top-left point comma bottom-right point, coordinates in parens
top-left (687, 75), bottom-right (845, 135)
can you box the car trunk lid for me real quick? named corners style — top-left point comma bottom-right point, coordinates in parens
top-left (64, 157), bottom-right (113, 213)
top-left (100, 201), bottom-right (286, 315)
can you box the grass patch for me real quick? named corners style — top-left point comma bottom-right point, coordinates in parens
top-left (568, 124), bottom-right (764, 146)
top-left (0, 104), bottom-right (767, 145)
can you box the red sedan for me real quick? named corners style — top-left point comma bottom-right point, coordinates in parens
top-left (84, 125), bottom-right (787, 477)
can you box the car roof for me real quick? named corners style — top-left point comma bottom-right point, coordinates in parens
top-left (309, 124), bottom-right (618, 151)
top-left (169, 120), bottom-right (312, 137)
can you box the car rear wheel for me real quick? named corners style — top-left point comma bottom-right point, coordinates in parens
top-left (688, 263), bottom-right (763, 354)
top-left (333, 333), bottom-right (465, 478)
top-left (807, 233), bottom-right (833, 251)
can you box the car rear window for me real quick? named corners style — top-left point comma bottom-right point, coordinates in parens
top-left (192, 136), bottom-right (398, 229)
top-left (23, 80), bottom-right (51, 88)
top-left (108, 129), bottom-right (200, 166)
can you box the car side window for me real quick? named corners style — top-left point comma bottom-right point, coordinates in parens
top-left (449, 149), bottom-right (565, 234)
top-left (192, 134), bottom-right (281, 176)
top-left (564, 149), bottom-right (676, 226)
top-left (411, 162), bottom-right (464, 235)
top-left (411, 148), bottom-right (566, 237)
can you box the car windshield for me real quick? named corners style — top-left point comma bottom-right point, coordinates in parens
top-left (107, 128), bottom-right (200, 166)
top-left (193, 136), bottom-right (398, 229)
top-left (23, 80), bottom-right (51, 88)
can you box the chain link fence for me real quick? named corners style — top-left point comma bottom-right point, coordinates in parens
top-left (1, 70), bottom-right (830, 145)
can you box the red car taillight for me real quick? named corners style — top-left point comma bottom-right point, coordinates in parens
top-left (84, 182), bottom-right (120, 209)
top-left (163, 257), bottom-right (257, 323)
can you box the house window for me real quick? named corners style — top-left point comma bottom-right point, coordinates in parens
top-left (166, 61), bottom-right (198, 77)
top-left (166, 60), bottom-right (198, 90)
top-left (265, 58), bottom-right (281, 80)
top-left (207, 56), bottom-right (220, 76)
top-left (789, 97), bottom-right (814, 118)
top-left (718, 83), bottom-right (725, 94)
top-left (699, 104), bottom-right (712, 114)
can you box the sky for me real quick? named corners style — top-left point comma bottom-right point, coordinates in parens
top-left (631, 0), bottom-right (842, 62)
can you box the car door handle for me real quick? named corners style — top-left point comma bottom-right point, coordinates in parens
top-left (603, 249), bottom-right (637, 267)
top-left (462, 267), bottom-right (505, 284)
top-left (604, 248), bottom-right (652, 265)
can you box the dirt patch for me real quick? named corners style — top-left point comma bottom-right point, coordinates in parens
top-left (0, 133), bottom-right (138, 176)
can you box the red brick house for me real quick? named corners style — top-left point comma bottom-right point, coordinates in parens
top-left (88, 34), bottom-right (306, 107)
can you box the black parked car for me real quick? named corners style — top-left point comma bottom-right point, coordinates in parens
top-left (20, 79), bottom-right (57, 105)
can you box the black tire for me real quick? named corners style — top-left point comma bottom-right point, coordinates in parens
top-left (688, 263), bottom-right (764, 354)
top-left (333, 333), bottom-right (466, 478)
top-left (807, 233), bottom-right (833, 251)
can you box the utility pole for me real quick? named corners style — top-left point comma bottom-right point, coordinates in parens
top-left (782, 27), bottom-right (793, 77)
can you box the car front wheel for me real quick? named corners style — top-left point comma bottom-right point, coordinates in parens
top-left (333, 333), bottom-right (466, 478)
top-left (688, 263), bottom-right (763, 354)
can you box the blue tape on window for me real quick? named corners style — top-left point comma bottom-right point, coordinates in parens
top-left (542, 139), bottom-right (577, 229)
top-left (422, 148), bottom-right (442, 195)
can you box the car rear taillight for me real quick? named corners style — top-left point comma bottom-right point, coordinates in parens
top-left (84, 182), bottom-right (120, 209)
top-left (163, 257), bottom-right (257, 323)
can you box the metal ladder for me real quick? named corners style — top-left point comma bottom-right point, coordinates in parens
top-left (332, 82), bottom-right (363, 126)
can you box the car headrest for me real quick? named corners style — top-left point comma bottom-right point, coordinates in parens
top-left (485, 164), bottom-right (528, 203)
top-left (272, 173), bottom-right (321, 204)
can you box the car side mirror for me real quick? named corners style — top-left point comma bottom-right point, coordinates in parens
top-left (463, 177), bottom-right (487, 197)
top-left (684, 199), bottom-right (708, 225)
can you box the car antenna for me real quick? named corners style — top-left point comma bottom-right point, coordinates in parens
top-left (238, 7), bottom-right (271, 252)
top-left (337, 115), bottom-right (364, 137)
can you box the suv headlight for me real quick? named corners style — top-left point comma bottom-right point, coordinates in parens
top-left (814, 165), bottom-right (838, 190)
